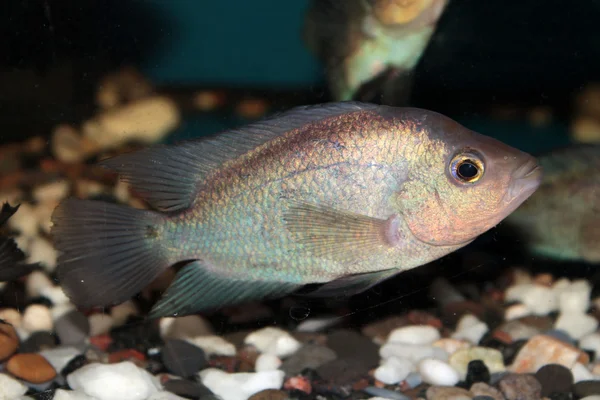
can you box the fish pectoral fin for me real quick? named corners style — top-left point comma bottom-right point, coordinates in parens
top-left (148, 260), bottom-right (301, 318)
top-left (283, 200), bottom-right (401, 262)
top-left (301, 268), bottom-right (401, 298)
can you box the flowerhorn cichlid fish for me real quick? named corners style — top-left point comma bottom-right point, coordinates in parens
top-left (504, 144), bottom-right (600, 263)
top-left (51, 102), bottom-right (542, 318)
top-left (303, 0), bottom-right (448, 104)
top-left (0, 203), bottom-right (38, 281)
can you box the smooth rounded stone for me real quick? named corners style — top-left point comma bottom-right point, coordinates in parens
top-left (361, 316), bottom-right (411, 345)
top-left (509, 334), bottom-right (589, 373)
top-left (22, 304), bottom-right (53, 332)
top-left (186, 335), bottom-right (236, 357)
top-left (497, 320), bottom-right (541, 342)
top-left (497, 373), bottom-right (542, 400)
top-left (425, 386), bottom-right (472, 400)
top-left (432, 338), bottom-right (471, 356)
top-left (147, 392), bottom-right (188, 400)
top-left (0, 308), bottom-right (22, 328)
top-left (88, 313), bottom-right (114, 336)
top-left (470, 382), bottom-right (504, 400)
top-left (534, 363), bottom-right (574, 397)
top-left (161, 339), bottom-right (207, 378)
top-left (39, 285), bottom-right (70, 307)
top-left (245, 327), bottom-right (301, 358)
top-left (387, 325), bottom-right (441, 346)
top-left (54, 310), bottom-right (90, 346)
top-left (200, 368), bottom-right (285, 400)
top-left (247, 389), bottom-right (289, 400)
top-left (449, 346), bottom-right (505, 380)
top-left (51, 304), bottom-right (76, 323)
top-left (582, 334), bottom-right (600, 362)
top-left (504, 303), bottom-right (532, 321)
top-left (363, 386), bottom-right (411, 400)
top-left (575, 381), bottom-right (600, 397)
top-left (255, 353), bottom-right (282, 372)
top-left (110, 301), bottom-right (139, 327)
top-left (39, 346), bottom-right (82, 373)
top-left (418, 359), bottom-right (460, 386)
top-left (159, 315), bottom-right (213, 340)
top-left (572, 362), bottom-right (596, 383)
top-left (0, 320), bottom-right (19, 361)
top-left (163, 379), bottom-right (213, 399)
top-left (505, 283), bottom-right (558, 315)
top-left (25, 271), bottom-right (54, 298)
top-left (554, 312), bottom-right (598, 340)
top-left (0, 372), bottom-right (28, 398)
top-left (53, 389), bottom-right (99, 399)
top-left (67, 361), bottom-right (161, 400)
top-left (295, 315), bottom-right (339, 333)
top-left (452, 315), bottom-right (489, 345)
top-left (381, 342), bottom-right (449, 364)
top-left (465, 360), bottom-right (491, 386)
top-left (280, 344), bottom-right (337, 376)
top-left (7, 353), bottom-right (57, 383)
top-left (558, 279), bottom-right (592, 314)
top-left (20, 330), bottom-right (57, 353)
top-left (27, 236), bottom-right (57, 271)
top-left (542, 329), bottom-right (576, 346)
top-left (404, 371), bottom-right (423, 389)
top-left (316, 357), bottom-right (370, 385)
top-left (374, 356), bottom-right (413, 385)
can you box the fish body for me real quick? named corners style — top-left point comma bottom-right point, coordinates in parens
top-left (51, 102), bottom-right (542, 318)
top-left (304, 0), bottom-right (448, 103)
top-left (504, 144), bottom-right (600, 263)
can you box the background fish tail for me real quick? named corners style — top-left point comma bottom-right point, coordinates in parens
top-left (51, 198), bottom-right (174, 309)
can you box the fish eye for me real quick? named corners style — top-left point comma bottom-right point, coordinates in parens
top-left (449, 152), bottom-right (484, 184)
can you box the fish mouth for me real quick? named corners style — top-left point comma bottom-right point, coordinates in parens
top-left (506, 160), bottom-right (543, 204)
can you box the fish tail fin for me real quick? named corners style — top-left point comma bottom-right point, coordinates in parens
top-left (51, 198), bottom-right (174, 309)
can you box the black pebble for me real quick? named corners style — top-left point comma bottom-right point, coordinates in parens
top-left (300, 367), bottom-right (323, 382)
top-left (502, 339), bottom-right (528, 366)
top-left (548, 392), bottom-right (572, 400)
top-left (108, 315), bottom-right (163, 353)
top-left (161, 339), bottom-right (207, 378)
top-left (20, 331), bottom-right (57, 353)
top-left (60, 354), bottom-right (88, 376)
top-left (534, 364), bottom-right (574, 397)
top-left (573, 380), bottom-right (600, 397)
top-left (163, 379), bottom-right (214, 399)
top-left (466, 359), bottom-right (491, 386)
top-left (26, 296), bottom-right (54, 308)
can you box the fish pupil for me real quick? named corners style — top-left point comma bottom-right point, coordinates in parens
top-left (458, 161), bottom-right (479, 179)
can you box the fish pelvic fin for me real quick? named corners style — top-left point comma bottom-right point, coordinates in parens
top-left (148, 260), bottom-right (301, 318)
top-left (300, 268), bottom-right (401, 298)
top-left (283, 200), bottom-right (401, 263)
top-left (51, 198), bottom-right (173, 309)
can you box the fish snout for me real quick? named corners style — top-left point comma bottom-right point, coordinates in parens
top-left (507, 158), bottom-right (543, 203)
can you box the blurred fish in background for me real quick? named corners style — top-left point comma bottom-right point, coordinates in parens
top-left (504, 144), bottom-right (600, 263)
top-left (303, 0), bottom-right (448, 105)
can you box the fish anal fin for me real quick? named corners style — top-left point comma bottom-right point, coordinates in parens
top-left (302, 268), bottom-right (401, 298)
top-left (148, 260), bottom-right (301, 318)
top-left (283, 201), bottom-right (401, 262)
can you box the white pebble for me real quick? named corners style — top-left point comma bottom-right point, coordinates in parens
top-left (387, 325), bottom-right (440, 345)
top-left (255, 353), bottom-right (282, 372)
top-left (34, 202), bottom-right (57, 235)
top-left (572, 362), bottom-right (597, 383)
top-left (452, 315), bottom-right (488, 344)
top-left (244, 327), bottom-right (301, 358)
top-left (159, 315), bottom-right (213, 339)
top-left (7, 203), bottom-right (38, 237)
top-left (53, 389), bottom-right (97, 400)
top-left (51, 303), bottom-right (76, 322)
top-left (200, 368), bottom-right (285, 400)
top-left (374, 356), bottom-right (413, 384)
top-left (33, 181), bottom-right (70, 203)
top-left (554, 312), bottom-right (598, 340)
top-left (295, 315), bottom-right (339, 332)
top-left (504, 303), bottom-right (532, 320)
top-left (26, 270), bottom-right (54, 298)
top-left (418, 358), bottom-right (460, 386)
top-left (559, 280), bottom-right (592, 314)
top-left (40, 346), bottom-right (82, 372)
top-left (26, 237), bottom-right (57, 272)
top-left (67, 361), bottom-right (161, 400)
top-left (506, 283), bottom-right (558, 315)
top-left (22, 304), bottom-right (53, 332)
top-left (581, 333), bottom-right (600, 361)
top-left (581, 396), bottom-right (600, 400)
top-left (88, 314), bottom-right (115, 336)
top-left (110, 301), bottom-right (138, 327)
top-left (380, 342), bottom-right (449, 363)
top-left (146, 392), bottom-right (187, 400)
top-left (186, 335), bottom-right (236, 357)
top-left (0, 373), bottom-right (28, 398)
top-left (39, 285), bottom-right (70, 306)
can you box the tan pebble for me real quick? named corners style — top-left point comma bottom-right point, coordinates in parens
top-left (26, 271), bottom-right (54, 299)
top-left (52, 124), bottom-right (87, 163)
top-left (7, 203), bottom-right (37, 237)
top-left (509, 334), bottom-right (589, 373)
top-left (512, 268), bottom-right (533, 285)
top-left (194, 91), bottom-right (226, 111)
top-left (0, 321), bottom-right (19, 361)
top-left (450, 346), bottom-right (505, 380)
top-left (110, 300), bottom-right (138, 327)
top-left (504, 303), bottom-right (531, 321)
top-left (75, 179), bottom-right (106, 198)
top-left (431, 338), bottom-right (471, 355)
top-left (22, 305), bottom-right (53, 332)
top-left (26, 237), bottom-right (57, 273)
top-left (470, 382), bottom-right (504, 400)
top-left (34, 202), bottom-right (58, 235)
top-left (533, 273), bottom-right (554, 287)
top-left (0, 190), bottom-right (23, 205)
top-left (0, 309), bottom-right (21, 328)
top-left (14, 235), bottom-right (30, 253)
top-left (113, 180), bottom-right (131, 203)
top-left (32, 181), bottom-right (70, 203)
top-left (7, 353), bottom-right (56, 383)
top-left (236, 99), bottom-right (269, 119)
top-left (425, 385), bottom-right (472, 400)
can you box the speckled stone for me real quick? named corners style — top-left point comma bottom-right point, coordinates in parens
top-left (498, 373), bottom-right (542, 400)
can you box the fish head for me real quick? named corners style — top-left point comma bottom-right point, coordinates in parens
top-left (394, 109), bottom-right (543, 247)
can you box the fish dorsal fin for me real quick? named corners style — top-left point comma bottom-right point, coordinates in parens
top-left (101, 101), bottom-right (379, 212)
